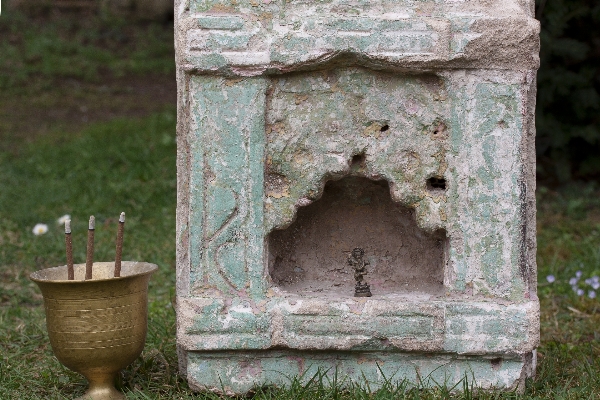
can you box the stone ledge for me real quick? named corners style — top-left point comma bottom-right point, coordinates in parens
top-left (184, 350), bottom-right (535, 395)
top-left (177, 297), bottom-right (539, 355)
top-left (178, 15), bottom-right (539, 75)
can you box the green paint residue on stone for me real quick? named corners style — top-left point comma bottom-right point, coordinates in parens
top-left (448, 78), bottom-right (525, 299)
top-left (444, 303), bottom-right (529, 353)
top-left (187, 351), bottom-right (529, 394)
top-left (284, 315), bottom-right (435, 338)
top-left (188, 76), bottom-right (267, 298)
top-left (197, 16), bottom-right (245, 30)
top-left (189, 300), bottom-right (270, 336)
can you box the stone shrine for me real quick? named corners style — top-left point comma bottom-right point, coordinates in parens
top-left (175, 0), bottom-right (540, 394)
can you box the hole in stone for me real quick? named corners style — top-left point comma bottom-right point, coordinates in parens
top-left (432, 122), bottom-right (447, 136)
top-left (350, 153), bottom-right (365, 167)
top-left (268, 176), bottom-right (446, 297)
top-left (380, 124), bottom-right (389, 132)
top-left (491, 358), bottom-right (502, 370)
top-left (427, 177), bottom-right (446, 191)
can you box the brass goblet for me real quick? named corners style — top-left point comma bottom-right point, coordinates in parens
top-left (30, 261), bottom-right (157, 400)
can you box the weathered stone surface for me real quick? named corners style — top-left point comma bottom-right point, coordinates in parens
top-left (178, 297), bottom-right (538, 354)
top-left (185, 351), bottom-right (535, 396)
top-left (175, 0), bottom-right (539, 75)
top-left (175, 0), bottom-right (539, 394)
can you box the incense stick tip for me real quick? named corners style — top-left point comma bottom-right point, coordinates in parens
top-left (119, 212), bottom-right (125, 223)
top-left (89, 215), bottom-right (95, 230)
top-left (65, 219), bottom-right (71, 234)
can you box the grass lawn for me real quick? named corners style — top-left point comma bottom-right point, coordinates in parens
top-left (1, 6), bottom-right (599, 400)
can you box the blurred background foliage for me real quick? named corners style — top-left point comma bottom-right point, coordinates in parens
top-left (536, 0), bottom-right (600, 184)
top-left (0, 1), bottom-right (174, 92)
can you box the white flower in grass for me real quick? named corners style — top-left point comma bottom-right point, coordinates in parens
top-left (32, 223), bottom-right (48, 235)
top-left (585, 278), bottom-right (593, 285)
top-left (546, 275), bottom-right (556, 283)
top-left (592, 276), bottom-right (599, 284)
top-left (576, 270), bottom-right (583, 278)
top-left (569, 277), bottom-right (579, 286)
top-left (577, 288), bottom-right (584, 296)
top-left (57, 214), bottom-right (71, 225)
top-left (589, 290), bottom-right (596, 299)
top-left (592, 282), bottom-right (600, 290)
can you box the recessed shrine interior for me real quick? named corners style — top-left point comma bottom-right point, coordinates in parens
top-left (267, 175), bottom-right (446, 297)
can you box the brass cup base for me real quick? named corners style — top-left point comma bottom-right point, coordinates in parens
top-left (30, 261), bottom-right (157, 400)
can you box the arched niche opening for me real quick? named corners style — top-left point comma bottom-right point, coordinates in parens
top-left (267, 176), bottom-right (446, 298)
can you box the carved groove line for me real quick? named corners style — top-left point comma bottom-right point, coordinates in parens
top-left (202, 138), bottom-right (242, 291)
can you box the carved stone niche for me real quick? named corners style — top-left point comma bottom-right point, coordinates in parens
top-left (268, 176), bottom-right (447, 297)
top-left (175, 0), bottom-right (540, 395)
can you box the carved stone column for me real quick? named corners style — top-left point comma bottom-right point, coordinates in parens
top-left (175, 0), bottom-right (539, 394)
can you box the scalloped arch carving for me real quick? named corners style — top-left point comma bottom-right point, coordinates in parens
top-left (264, 67), bottom-right (450, 234)
top-left (267, 176), bottom-right (446, 297)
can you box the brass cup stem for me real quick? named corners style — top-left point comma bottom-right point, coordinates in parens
top-left (75, 372), bottom-right (124, 400)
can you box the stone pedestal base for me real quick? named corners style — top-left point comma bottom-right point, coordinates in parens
top-left (176, 297), bottom-right (539, 395)
top-left (182, 350), bottom-right (535, 395)
top-left (354, 283), bottom-right (372, 297)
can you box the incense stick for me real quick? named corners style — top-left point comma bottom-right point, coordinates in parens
top-left (85, 216), bottom-right (95, 280)
top-left (114, 212), bottom-right (125, 277)
top-left (65, 219), bottom-right (74, 280)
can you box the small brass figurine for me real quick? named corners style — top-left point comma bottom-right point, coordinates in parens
top-left (348, 247), bottom-right (372, 297)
